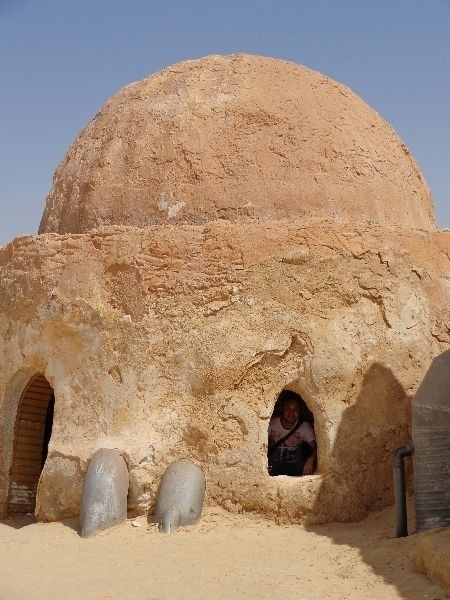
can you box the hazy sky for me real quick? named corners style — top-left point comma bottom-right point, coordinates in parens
top-left (1, 0), bottom-right (449, 246)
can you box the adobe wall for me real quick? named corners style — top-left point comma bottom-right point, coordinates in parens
top-left (0, 220), bottom-right (448, 522)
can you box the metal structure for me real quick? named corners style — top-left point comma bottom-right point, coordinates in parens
top-left (412, 350), bottom-right (450, 532)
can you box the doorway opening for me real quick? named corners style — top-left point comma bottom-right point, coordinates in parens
top-left (267, 389), bottom-right (317, 477)
top-left (7, 374), bottom-right (54, 516)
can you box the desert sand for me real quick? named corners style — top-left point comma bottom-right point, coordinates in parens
top-left (0, 504), bottom-right (447, 600)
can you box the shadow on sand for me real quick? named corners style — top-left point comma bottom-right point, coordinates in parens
top-left (0, 514), bottom-right (35, 530)
top-left (305, 363), bottom-right (445, 599)
top-left (0, 514), bottom-right (79, 531)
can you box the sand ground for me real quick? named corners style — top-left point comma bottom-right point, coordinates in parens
top-left (0, 505), bottom-right (447, 600)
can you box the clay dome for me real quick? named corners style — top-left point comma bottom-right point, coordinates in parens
top-left (39, 54), bottom-right (436, 234)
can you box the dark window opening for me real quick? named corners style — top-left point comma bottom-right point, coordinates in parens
top-left (7, 375), bottom-right (54, 516)
top-left (267, 389), bottom-right (317, 477)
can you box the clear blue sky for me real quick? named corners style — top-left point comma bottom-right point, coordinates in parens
top-left (1, 0), bottom-right (449, 246)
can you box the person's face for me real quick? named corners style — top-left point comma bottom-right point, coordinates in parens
top-left (281, 400), bottom-right (300, 426)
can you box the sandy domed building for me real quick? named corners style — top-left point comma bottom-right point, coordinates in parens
top-left (0, 54), bottom-right (448, 523)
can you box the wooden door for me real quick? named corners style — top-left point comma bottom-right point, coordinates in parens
top-left (7, 375), bottom-right (54, 515)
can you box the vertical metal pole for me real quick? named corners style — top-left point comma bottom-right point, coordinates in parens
top-left (393, 446), bottom-right (414, 537)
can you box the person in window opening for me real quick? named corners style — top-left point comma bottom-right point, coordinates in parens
top-left (268, 394), bottom-right (316, 476)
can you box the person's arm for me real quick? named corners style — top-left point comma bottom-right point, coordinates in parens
top-left (303, 440), bottom-right (317, 475)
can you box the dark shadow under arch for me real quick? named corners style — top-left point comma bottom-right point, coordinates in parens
top-left (7, 374), bottom-right (54, 516)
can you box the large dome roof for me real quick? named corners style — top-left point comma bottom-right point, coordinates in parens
top-left (39, 54), bottom-right (436, 234)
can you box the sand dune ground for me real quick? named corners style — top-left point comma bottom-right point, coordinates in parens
top-left (0, 505), bottom-right (447, 600)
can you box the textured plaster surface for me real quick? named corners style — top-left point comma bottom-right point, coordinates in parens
top-left (1, 220), bottom-right (448, 522)
top-left (39, 54), bottom-right (435, 234)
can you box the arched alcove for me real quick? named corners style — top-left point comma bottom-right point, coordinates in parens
top-left (267, 389), bottom-right (318, 477)
top-left (7, 374), bottom-right (54, 515)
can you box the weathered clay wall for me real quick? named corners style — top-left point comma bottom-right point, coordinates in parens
top-left (39, 54), bottom-right (436, 234)
top-left (0, 220), bottom-right (449, 522)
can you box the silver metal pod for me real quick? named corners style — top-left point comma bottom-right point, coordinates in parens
top-left (154, 459), bottom-right (205, 534)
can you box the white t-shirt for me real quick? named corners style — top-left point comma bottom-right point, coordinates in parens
top-left (268, 417), bottom-right (315, 457)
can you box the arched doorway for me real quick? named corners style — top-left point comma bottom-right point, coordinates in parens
top-left (267, 389), bottom-right (317, 477)
top-left (7, 374), bottom-right (54, 515)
